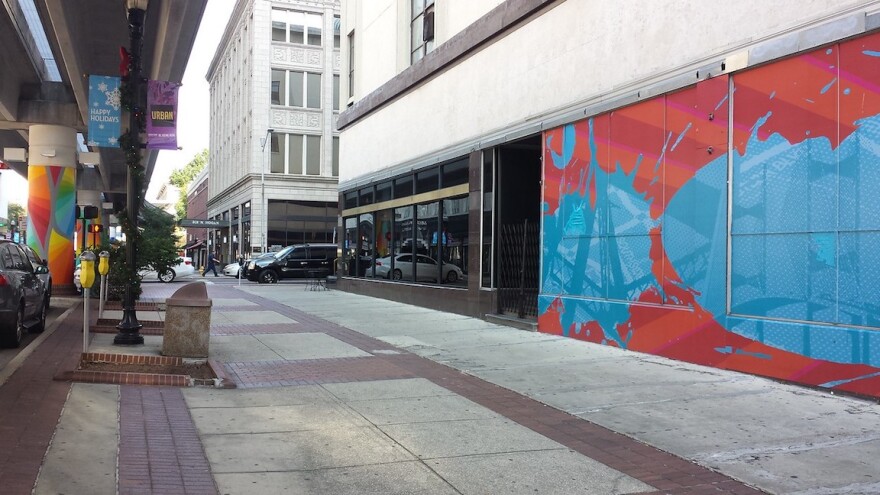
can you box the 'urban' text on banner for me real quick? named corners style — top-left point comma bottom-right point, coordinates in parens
top-left (147, 80), bottom-right (180, 150)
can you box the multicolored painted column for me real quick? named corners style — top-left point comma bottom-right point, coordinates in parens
top-left (27, 125), bottom-right (77, 290)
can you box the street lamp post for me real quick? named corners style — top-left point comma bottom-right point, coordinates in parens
top-left (115, 0), bottom-right (148, 345)
top-left (259, 128), bottom-right (274, 254)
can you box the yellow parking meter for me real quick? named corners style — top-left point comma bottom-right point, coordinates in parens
top-left (98, 251), bottom-right (110, 276)
top-left (80, 251), bottom-right (96, 353)
top-left (98, 251), bottom-right (110, 319)
top-left (80, 252), bottom-right (96, 289)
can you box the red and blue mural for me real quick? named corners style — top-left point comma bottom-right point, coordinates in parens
top-left (539, 32), bottom-right (880, 398)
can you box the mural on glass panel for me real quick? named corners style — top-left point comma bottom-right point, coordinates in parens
top-left (539, 33), bottom-right (880, 398)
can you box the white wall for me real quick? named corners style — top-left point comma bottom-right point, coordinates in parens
top-left (340, 0), bottom-right (877, 183)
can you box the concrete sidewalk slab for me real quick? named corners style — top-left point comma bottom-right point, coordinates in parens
top-left (202, 426), bottom-right (415, 472)
top-left (212, 461), bottom-right (458, 495)
top-left (211, 310), bottom-right (295, 325)
top-left (34, 384), bottom-right (118, 495)
top-left (183, 384), bottom-right (334, 408)
top-left (321, 377), bottom-right (456, 401)
top-left (379, 417), bottom-right (564, 458)
top-left (210, 298), bottom-right (259, 307)
top-left (428, 449), bottom-right (652, 495)
top-left (189, 402), bottom-right (370, 435)
top-left (344, 394), bottom-right (499, 425)
top-left (207, 334), bottom-right (281, 361)
top-left (254, 333), bottom-right (371, 360)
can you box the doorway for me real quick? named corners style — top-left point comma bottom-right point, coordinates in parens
top-left (493, 135), bottom-right (542, 318)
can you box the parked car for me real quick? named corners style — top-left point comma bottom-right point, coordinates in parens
top-left (247, 243), bottom-right (337, 284)
top-left (140, 257), bottom-right (195, 283)
top-left (0, 240), bottom-right (50, 347)
top-left (372, 253), bottom-right (463, 283)
top-left (222, 261), bottom-right (241, 277)
top-left (20, 243), bottom-right (52, 307)
top-left (224, 252), bottom-right (273, 278)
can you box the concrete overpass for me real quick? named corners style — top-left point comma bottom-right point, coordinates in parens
top-left (0, 0), bottom-right (206, 290)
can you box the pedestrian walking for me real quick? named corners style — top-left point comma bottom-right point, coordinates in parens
top-left (203, 254), bottom-right (220, 277)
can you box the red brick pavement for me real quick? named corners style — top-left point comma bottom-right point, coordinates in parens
top-left (118, 387), bottom-right (217, 495)
top-left (0, 305), bottom-right (81, 495)
top-left (201, 284), bottom-right (764, 494)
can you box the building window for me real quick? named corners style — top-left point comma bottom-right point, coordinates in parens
top-left (332, 137), bottom-right (339, 177)
top-left (271, 69), bottom-right (285, 105)
top-left (410, 0), bottom-right (435, 64)
top-left (276, 133), bottom-right (322, 175)
top-left (348, 32), bottom-right (355, 98)
top-left (273, 70), bottom-right (321, 109)
top-left (333, 75), bottom-right (340, 110)
top-left (271, 9), bottom-right (322, 46)
top-left (333, 15), bottom-right (341, 49)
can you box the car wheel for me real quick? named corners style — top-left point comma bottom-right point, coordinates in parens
top-left (31, 298), bottom-right (49, 334)
top-left (392, 269), bottom-right (403, 281)
top-left (0, 305), bottom-right (25, 348)
top-left (445, 270), bottom-right (459, 283)
top-left (159, 269), bottom-right (176, 283)
top-left (259, 270), bottom-right (278, 284)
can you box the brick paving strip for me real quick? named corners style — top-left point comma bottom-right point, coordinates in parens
top-left (0, 305), bottom-right (82, 494)
top-left (212, 285), bottom-right (764, 495)
top-left (119, 386), bottom-right (217, 495)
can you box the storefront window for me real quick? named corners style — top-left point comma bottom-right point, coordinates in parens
top-left (417, 202), bottom-right (439, 283)
top-left (441, 195), bottom-right (468, 285)
top-left (359, 213), bottom-right (374, 278)
top-left (344, 216), bottom-right (357, 275)
top-left (482, 149), bottom-right (494, 288)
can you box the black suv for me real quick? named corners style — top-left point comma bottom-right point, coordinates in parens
top-left (247, 243), bottom-right (337, 284)
top-left (0, 240), bottom-right (51, 347)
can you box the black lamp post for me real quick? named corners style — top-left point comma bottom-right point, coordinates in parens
top-left (115, 0), bottom-right (148, 345)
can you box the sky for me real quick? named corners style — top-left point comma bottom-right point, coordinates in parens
top-left (146, 1), bottom-right (235, 201)
top-left (1, 1), bottom-right (235, 209)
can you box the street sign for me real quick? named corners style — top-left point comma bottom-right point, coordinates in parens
top-left (179, 218), bottom-right (228, 228)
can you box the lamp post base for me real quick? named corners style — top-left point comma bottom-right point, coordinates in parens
top-left (114, 309), bottom-right (144, 345)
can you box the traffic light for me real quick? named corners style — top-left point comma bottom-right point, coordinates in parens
top-left (88, 224), bottom-right (104, 234)
top-left (76, 205), bottom-right (99, 219)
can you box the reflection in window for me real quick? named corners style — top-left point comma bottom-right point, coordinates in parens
top-left (333, 15), bottom-right (341, 48)
top-left (418, 202), bottom-right (439, 283)
top-left (359, 213), bottom-right (374, 278)
top-left (344, 217), bottom-right (358, 275)
top-left (271, 69), bottom-right (285, 105)
top-left (270, 134), bottom-right (284, 173)
top-left (441, 196), bottom-right (468, 285)
top-left (272, 9), bottom-right (322, 46)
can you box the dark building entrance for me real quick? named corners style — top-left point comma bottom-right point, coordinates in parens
top-left (493, 135), bottom-right (542, 318)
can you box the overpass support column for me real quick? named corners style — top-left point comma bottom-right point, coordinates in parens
top-left (27, 125), bottom-right (77, 292)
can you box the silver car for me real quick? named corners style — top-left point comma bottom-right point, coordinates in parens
top-left (372, 253), bottom-right (463, 283)
top-left (0, 240), bottom-right (50, 348)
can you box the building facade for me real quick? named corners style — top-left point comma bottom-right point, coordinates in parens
top-left (207, 0), bottom-right (341, 262)
top-left (338, 0), bottom-right (880, 398)
top-left (183, 167), bottom-right (209, 268)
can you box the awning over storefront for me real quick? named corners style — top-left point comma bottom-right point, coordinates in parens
top-left (183, 240), bottom-right (205, 251)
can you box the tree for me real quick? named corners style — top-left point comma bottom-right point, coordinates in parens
top-left (169, 149), bottom-right (208, 220)
top-left (8, 202), bottom-right (25, 221)
top-left (87, 202), bottom-right (181, 301)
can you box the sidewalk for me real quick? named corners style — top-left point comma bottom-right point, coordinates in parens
top-left (1, 281), bottom-right (877, 494)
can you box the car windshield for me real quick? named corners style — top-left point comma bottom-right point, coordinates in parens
top-left (273, 246), bottom-right (294, 259)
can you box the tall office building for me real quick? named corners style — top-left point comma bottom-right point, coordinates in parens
top-left (207, 0), bottom-right (341, 261)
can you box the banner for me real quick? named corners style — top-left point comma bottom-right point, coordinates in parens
top-left (147, 80), bottom-right (180, 150)
top-left (87, 75), bottom-right (122, 147)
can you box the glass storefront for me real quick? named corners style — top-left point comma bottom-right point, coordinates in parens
top-left (267, 199), bottom-right (337, 251)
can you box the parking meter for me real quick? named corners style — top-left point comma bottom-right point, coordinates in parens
top-left (98, 251), bottom-right (110, 319)
top-left (80, 251), bottom-right (96, 353)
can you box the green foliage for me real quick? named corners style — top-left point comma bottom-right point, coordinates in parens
top-left (138, 203), bottom-right (182, 277)
top-left (8, 203), bottom-right (25, 220)
top-left (169, 149), bottom-right (208, 220)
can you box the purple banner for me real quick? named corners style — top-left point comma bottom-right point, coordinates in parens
top-left (146, 80), bottom-right (180, 150)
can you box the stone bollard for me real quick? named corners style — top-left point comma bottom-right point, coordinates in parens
top-left (162, 282), bottom-right (212, 358)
